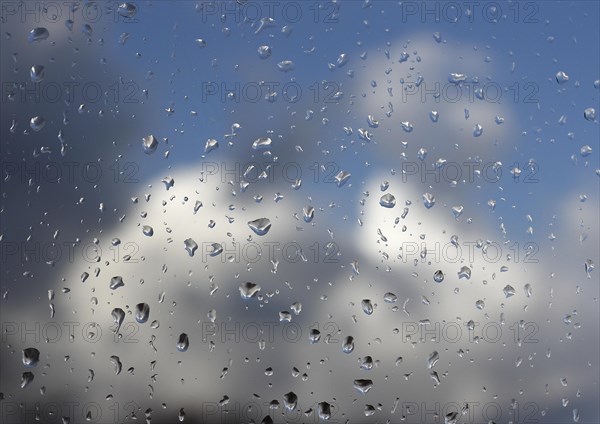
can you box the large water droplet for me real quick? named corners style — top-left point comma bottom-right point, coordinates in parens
top-left (334, 170), bottom-right (351, 187)
top-left (257, 45), bottom-right (272, 59)
top-left (30, 116), bottom-right (45, 131)
top-left (248, 218), bottom-right (271, 236)
top-left (252, 137), bottom-right (272, 150)
top-left (342, 336), bottom-right (354, 353)
top-left (177, 333), bottom-right (190, 352)
top-left (379, 193), bottom-right (396, 208)
top-left (555, 71), bottom-right (569, 84)
top-left (118, 2), bottom-right (138, 17)
top-left (239, 282), bottom-right (261, 299)
top-left (30, 65), bottom-right (45, 82)
top-left (283, 392), bottom-right (298, 411)
top-left (584, 107), bottom-right (596, 121)
top-left (142, 135), bottom-right (158, 154)
top-left (184, 238), bottom-right (198, 257)
top-left (109, 276), bottom-right (124, 290)
top-left (353, 379), bottom-right (373, 394)
top-left (422, 192), bottom-right (435, 209)
top-left (503, 284), bottom-right (516, 298)
top-left (458, 266), bottom-right (471, 279)
top-left (135, 303), bottom-right (150, 323)
top-left (28, 27), bottom-right (49, 43)
top-left (22, 348), bottom-right (40, 367)
top-left (427, 351), bottom-right (439, 369)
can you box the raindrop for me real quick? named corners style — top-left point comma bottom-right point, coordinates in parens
top-left (422, 193), bottom-right (435, 209)
top-left (334, 170), bottom-right (351, 187)
top-left (30, 65), bottom-right (45, 82)
top-left (248, 218), bottom-right (271, 236)
top-left (204, 139), bottom-right (218, 154)
top-left (583, 107), bottom-right (596, 121)
top-left (458, 266), bottom-right (471, 280)
top-left (257, 45), bottom-right (272, 59)
top-left (503, 285), bottom-right (516, 298)
top-left (28, 27), bottom-right (49, 43)
top-left (184, 238), bottom-right (198, 257)
top-left (239, 282), bottom-right (261, 299)
top-left (177, 333), bottom-right (190, 352)
top-left (555, 71), bottom-right (569, 84)
top-left (135, 303), bottom-right (150, 323)
top-left (353, 379), bottom-right (373, 394)
top-left (109, 276), bottom-right (124, 290)
top-left (142, 135), bottom-right (158, 154)
top-left (427, 351), bottom-right (439, 368)
top-left (303, 206), bottom-right (315, 222)
top-left (342, 336), bottom-right (354, 353)
top-left (142, 225), bottom-right (154, 236)
top-left (22, 348), bottom-right (40, 367)
top-left (361, 299), bottom-right (373, 315)
top-left (379, 193), bottom-right (396, 208)
top-left (30, 116), bottom-right (45, 131)
top-left (252, 137), bottom-right (272, 150)
top-left (283, 392), bottom-right (298, 411)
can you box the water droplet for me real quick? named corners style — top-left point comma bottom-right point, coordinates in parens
top-left (208, 242), bottom-right (223, 256)
top-left (184, 238), bottom-right (198, 256)
top-left (555, 71), bottom-right (569, 84)
top-left (118, 2), bottom-right (138, 18)
top-left (30, 65), bottom-right (45, 82)
top-left (361, 299), bottom-right (373, 315)
top-left (309, 329), bottom-right (321, 343)
top-left (422, 192), bottom-right (435, 209)
top-left (353, 379), bottom-right (373, 394)
top-left (109, 355), bottom-right (122, 375)
top-left (204, 138), bottom-right (218, 154)
top-left (283, 392), bottom-right (298, 411)
top-left (427, 351), bottom-right (439, 368)
top-left (28, 27), bottom-right (49, 43)
top-left (458, 266), bottom-right (471, 279)
top-left (239, 282), bottom-right (261, 299)
top-left (257, 45), bottom-right (272, 59)
top-left (303, 206), bottom-right (315, 222)
top-left (383, 292), bottom-right (397, 303)
top-left (30, 116), bottom-right (45, 131)
top-left (583, 107), bottom-right (596, 121)
top-left (318, 402), bottom-right (332, 420)
top-left (109, 276), bottom-right (124, 290)
top-left (142, 135), bottom-right (158, 154)
top-left (334, 170), bottom-right (351, 187)
top-left (142, 225), bottom-right (154, 236)
top-left (277, 60), bottom-right (295, 72)
top-left (135, 303), bottom-right (150, 323)
top-left (379, 193), bottom-right (396, 208)
top-left (473, 124), bottom-right (483, 137)
top-left (448, 73), bottom-right (467, 84)
top-left (503, 284), bottom-right (516, 298)
top-left (342, 336), bottom-right (354, 353)
top-left (21, 372), bottom-right (34, 388)
top-left (177, 333), bottom-right (190, 352)
top-left (248, 218), bottom-right (271, 236)
top-left (400, 121), bottom-right (413, 132)
top-left (111, 308), bottom-right (125, 333)
top-left (22, 348), bottom-right (40, 367)
top-left (433, 270), bottom-right (444, 283)
top-left (195, 38), bottom-right (207, 48)
top-left (580, 145), bottom-right (593, 157)
top-left (252, 137), bottom-right (272, 150)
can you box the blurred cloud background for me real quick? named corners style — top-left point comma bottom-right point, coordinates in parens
top-left (1, 1), bottom-right (598, 423)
